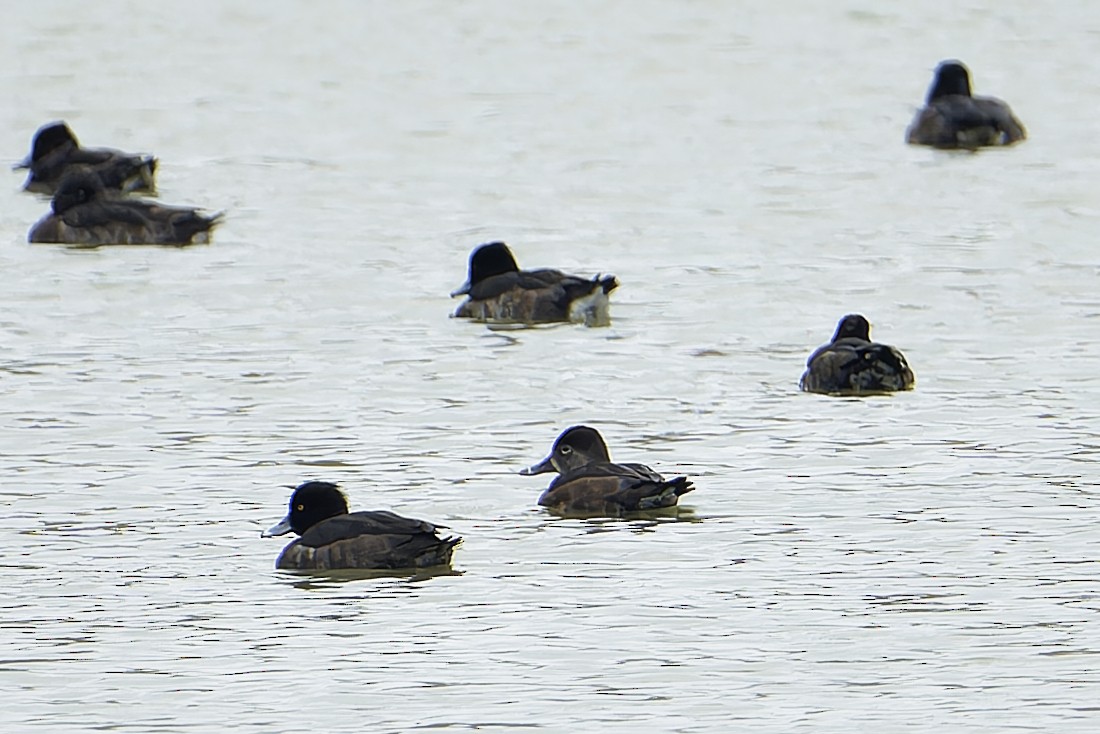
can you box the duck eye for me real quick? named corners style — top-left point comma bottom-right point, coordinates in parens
top-left (296, 504), bottom-right (304, 511)
top-left (560, 445), bottom-right (572, 455)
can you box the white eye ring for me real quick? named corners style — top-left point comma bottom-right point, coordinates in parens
top-left (560, 445), bottom-right (572, 455)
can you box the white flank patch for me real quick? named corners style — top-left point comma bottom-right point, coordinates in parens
top-left (569, 290), bottom-right (611, 327)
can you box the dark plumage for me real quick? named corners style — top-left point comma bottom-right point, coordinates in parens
top-left (520, 425), bottom-right (694, 517)
top-left (261, 481), bottom-right (461, 571)
top-left (800, 314), bottom-right (915, 395)
top-left (451, 241), bottom-right (618, 326)
top-left (906, 60), bottom-right (1026, 149)
top-left (15, 121), bottom-right (157, 194)
top-left (28, 169), bottom-right (221, 246)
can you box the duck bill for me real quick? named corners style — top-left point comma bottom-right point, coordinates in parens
top-left (519, 454), bottom-right (555, 476)
top-left (261, 514), bottom-right (293, 538)
top-left (449, 280), bottom-right (471, 298)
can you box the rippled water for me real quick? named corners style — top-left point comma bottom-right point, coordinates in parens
top-left (3, 2), bottom-right (1099, 732)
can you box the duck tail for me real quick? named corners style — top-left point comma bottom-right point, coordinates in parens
top-left (637, 476), bottom-right (694, 510)
top-left (174, 210), bottom-right (225, 244)
top-left (669, 476), bottom-right (694, 497)
top-left (135, 157), bottom-right (158, 193)
top-left (428, 535), bottom-right (462, 567)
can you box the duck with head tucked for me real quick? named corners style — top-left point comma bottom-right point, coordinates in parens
top-left (28, 168), bottom-right (221, 246)
top-left (800, 314), bottom-right (915, 395)
top-left (521, 425), bottom-right (694, 517)
top-left (15, 120), bottom-right (157, 195)
top-left (906, 60), bottom-right (1026, 149)
top-left (262, 481), bottom-right (461, 571)
top-left (451, 241), bottom-right (618, 327)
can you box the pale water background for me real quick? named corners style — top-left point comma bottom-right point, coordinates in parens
top-left (1, 1), bottom-right (1099, 732)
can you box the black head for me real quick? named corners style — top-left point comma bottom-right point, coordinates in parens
top-left (832, 314), bottom-right (871, 342)
top-left (470, 241), bottom-right (520, 281)
top-left (264, 481), bottom-right (350, 537)
top-left (553, 425), bottom-right (611, 460)
top-left (51, 169), bottom-right (107, 215)
top-left (31, 121), bottom-right (79, 160)
top-left (927, 60), bottom-right (972, 102)
top-left (520, 425), bottom-right (612, 476)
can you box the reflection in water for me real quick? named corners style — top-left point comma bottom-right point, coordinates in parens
top-left (282, 565), bottom-right (465, 589)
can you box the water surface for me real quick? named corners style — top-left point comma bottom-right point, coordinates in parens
top-left (2, 2), bottom-right (1099, 732)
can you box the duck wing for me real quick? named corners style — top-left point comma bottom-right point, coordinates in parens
top-left (297, 510), bottom-right (446, 547)
top-left (972, 96), bottom-right (1026, 143)
top-left (541, 461), bottom-right (693, 514)
top-left (908, 95), bottom-right (1025, 147)
top-left (465, 268), bottom-right (564, 300)
top-left (61, 199), bottom-right (219, 244)
top-left (62, 199), bottom-right (152, 228)
top-left (279, 511), bottom-right (460, 571)
top-left (801, 338), bottom-right (914, 393)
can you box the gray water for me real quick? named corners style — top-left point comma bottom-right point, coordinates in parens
top-left (2, 2), bottom-right (1099, 732)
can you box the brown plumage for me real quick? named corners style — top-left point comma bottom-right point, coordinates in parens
top-left (521, 425), bottom-right (693, 517)
top-left (28, 168), bottom-right (221, 246)
top-left (906, 60), bottom-right (1026, 149)
top-left (452, 241), bottom-right (618, 326)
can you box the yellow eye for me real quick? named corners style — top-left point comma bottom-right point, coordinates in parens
top-left (296, 504), bottom-right (304, 511)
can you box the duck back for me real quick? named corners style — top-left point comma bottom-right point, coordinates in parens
top-left (276, 511), bottom-right (460, 571)
top-left (801, 338), bottom-right (915, 394)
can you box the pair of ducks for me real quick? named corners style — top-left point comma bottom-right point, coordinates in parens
top-left (454, 240), bottom-right (915, 395)
top-left (17, 121), bottom-right (222, 245)
top-left (262, 425), bottom-right (693, 571)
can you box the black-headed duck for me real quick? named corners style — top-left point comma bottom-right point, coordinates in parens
top-left (451, 241), bottom-right (618, 327)
top-left (28, 168), bottom-right (221, 246)
top-left (906, 60), bottom-right (1026, 149)
top-left (800, 314), bottom-right (915, 395)
top-left (520, 425), bottom-right (694, 517)
top-left (261, 481), bottom-right (461, 571)
top-left (16, 121), bottom-right (157, 195)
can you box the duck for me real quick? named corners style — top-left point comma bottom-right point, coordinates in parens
top-left (520, 425), bottom-right (694, 517)
top-left (906, 60), bottom-right (1026, 149)
top-left (28, 168), bottom-right (221, 245)
top-left (15, 121), bottom-right (157, 195)
top-left (451, 241), bottom-right (619, 326)
top-left (261, 481), bottom-right (461, 571)
top-left (800, 314), bottom-right (915, 395)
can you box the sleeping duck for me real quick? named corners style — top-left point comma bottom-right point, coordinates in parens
top-left (28, 168), bottom-right (221, 246)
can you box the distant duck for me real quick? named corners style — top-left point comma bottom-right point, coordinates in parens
top-left (28, 168), bottom-right (221, 246)
top-left (451, 241), bottom-right (619, 326)
top-left (800, 314), bottom-right (915, 395)
top-left (15, 121), bottom-right (157, 194)
top-left (520, 425), bottom-right (694, 517)
top-left (906, 60), bottom-right (1026, 149)
top-left (262, 481), bottom-right (461, 571)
